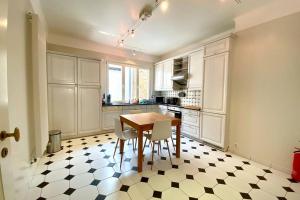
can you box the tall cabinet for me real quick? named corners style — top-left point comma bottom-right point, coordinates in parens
top-left (200, 38), bottom-right (231, 148)
top-left (47, 53), bottom-right (101, 139)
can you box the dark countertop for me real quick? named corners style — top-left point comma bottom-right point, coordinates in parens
top-left (102, 102), bottom-right (162, 107)
top-left (102, 102), bottom-right (201, 111)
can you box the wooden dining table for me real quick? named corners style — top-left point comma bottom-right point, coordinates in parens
top-left (120, 112), bottom-right (181, 172)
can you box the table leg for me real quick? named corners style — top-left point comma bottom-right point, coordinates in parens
top-left (176, 124), bottom-right (181, 158)
top-left (137, 129), bottom-right (143, 172)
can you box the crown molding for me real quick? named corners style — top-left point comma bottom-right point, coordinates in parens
top-left (234, 0), bottom-right (300, 32)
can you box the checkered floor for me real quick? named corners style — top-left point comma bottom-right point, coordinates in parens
top-left (28, 133), bottom-right (300, 200)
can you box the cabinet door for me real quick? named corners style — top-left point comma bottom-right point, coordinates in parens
top-left (188, 50), bottom-right (204, 90)
top-left (78, 86), bottom-right (101, 136)
top-left (204, 38), bottom-right (230, 57)
top-left (47, 53), bottom-right (77, 84)
top-left (182, 123), bottom-right (200, 139)
top-left (200, 112), bottom-right (225, 147)
top-left (203, 53), bottom-right (228, 114)
top-left (102, 111), bottom-right (122, 130)
top-left (78, 58), bottom-right (101, 86)
top-left (154, 63), bottom-right (164, 91)
top-left (163, 60), bottom-right (173, 90)
top-left (48, 84), bottom-right (77, 138)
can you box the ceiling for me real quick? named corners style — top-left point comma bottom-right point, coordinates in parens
top-left (40, 0), bottom-right (274, 56)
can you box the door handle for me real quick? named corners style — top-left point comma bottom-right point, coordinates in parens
top-left (0, 127), bottom-right (20, 142)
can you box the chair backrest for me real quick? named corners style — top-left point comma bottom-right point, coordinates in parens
top-left (114, 118), bottom-right (124, 139)
top-left (151, 120), bottom-right (172, 141)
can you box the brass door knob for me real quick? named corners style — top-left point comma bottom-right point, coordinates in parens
top-left (0, 127), bottom-right (20, 142)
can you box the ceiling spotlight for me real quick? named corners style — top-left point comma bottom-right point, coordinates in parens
top-left (160, 0), bottom-right (169, 13)
top-left (132, 50), bottom-right (136, 56)
top-left (119, 40), bottom-right (124, 47)
top-left (131, 29), bottom-right (135, 38)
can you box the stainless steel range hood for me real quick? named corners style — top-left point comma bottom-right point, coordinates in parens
top-left (171, 73), bottom-right (188, 81)
top-left (172, 56), bottom-right (188, 90)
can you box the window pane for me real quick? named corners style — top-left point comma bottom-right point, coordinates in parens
top-left (108, 64), bottom-right (122, 102)
top-left (139, 68), bottom-right (150, 99)
top-left (125, 66), bottom-right (137, 102)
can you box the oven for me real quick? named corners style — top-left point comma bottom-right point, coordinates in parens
top-left (167, 106), bottom-right (182, 119)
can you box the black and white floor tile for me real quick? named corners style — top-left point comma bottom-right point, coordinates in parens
top-left (28, 133), bottom-right (300, 200)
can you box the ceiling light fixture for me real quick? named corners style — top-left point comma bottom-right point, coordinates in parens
top-left (131, 29), bottom-right (135, 38)
top-left (160, 0), bottom-right (169, 12)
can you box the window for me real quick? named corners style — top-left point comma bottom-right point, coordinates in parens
top-left (138, 68), bottom-right (150, 99)
top-left (108, 64), bottom-right (122, 102)
top-left (107, 63), bottom-right (150, 102)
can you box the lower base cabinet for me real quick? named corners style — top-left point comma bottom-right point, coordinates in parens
top-left (200, 112), bottom-right (226, 148)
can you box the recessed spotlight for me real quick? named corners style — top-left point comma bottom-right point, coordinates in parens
top-left (119, 40), bottom-right (124, 47)
top-left (132, 50), bottom-right (136, 56)
top-left (160, 0), bottom-right (169, 13)
top-left (131, 29), bottom-right (135, 38)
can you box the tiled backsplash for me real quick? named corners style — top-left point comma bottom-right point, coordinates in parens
top-left (159, 90), bottom-right (202, 107)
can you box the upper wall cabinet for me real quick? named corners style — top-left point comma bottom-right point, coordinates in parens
top-left (154, 63), bottom-right (164, 91)
top-left (202, 53), bottom-right (229, 114)
top-left (47, 53), bottom-right (77, 84)
top-left (78, 58), bottom-right (101, 86)
top-left (204, 38), bottom-right (230, 57)
top-left (163, 60), bottom-right (173, 90)
top-left (188, 50), bottom-right (204, 90)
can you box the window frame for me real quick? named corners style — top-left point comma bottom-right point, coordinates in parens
top-left (106, 61), bottom-right (151, 102)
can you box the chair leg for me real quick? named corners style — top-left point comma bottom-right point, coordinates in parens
top-left (120, 150), bottom-right (124, 169)
top-left (151, 141), bottom-right (155, 170)
top-left (157, 141), bottom-right (160, 155)
top-left (166, 139), bottom-right (173, 165)
top-left (113, 138), bottom-right (119, 158)
top-left (171, 135), bottom-right (176, 150)
top-left (143, 137), bottom-right (148, 152)
top-left (132, 138), bottom-right (135, 152)
top-left (159, 141), bottom-right (162, 154)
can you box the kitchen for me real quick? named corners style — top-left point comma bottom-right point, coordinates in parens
top-left (0, 0), bottom-right (300, 200)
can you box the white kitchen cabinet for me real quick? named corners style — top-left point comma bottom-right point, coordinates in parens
top-left (102, 107), bottom-right (122, 130)
top-left (188, 50), bottom-right (204, 90)
top-left (47, 53), bottom-right (77, 84)
top-left (200, 112), bottom-right (226, 148)
top-left (202, 53), bottom-right (228, 114)
top-left (78, 86), bottom-right (101, 136)
top-left (181, 108), bottom-right (201, 139)
top-left (163, 60), bottom-right (173, 90)
top-left (48, 84), bottom-right (77, 138)
top-left (154, 63), bottom-right (164, 91)
top-left (78, 58), bottom-right (101, 86)
top-left (204, 38), bottom-right (230, 57)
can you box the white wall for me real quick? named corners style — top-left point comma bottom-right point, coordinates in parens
top-left (229, 12), bottom-right (300, 173)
